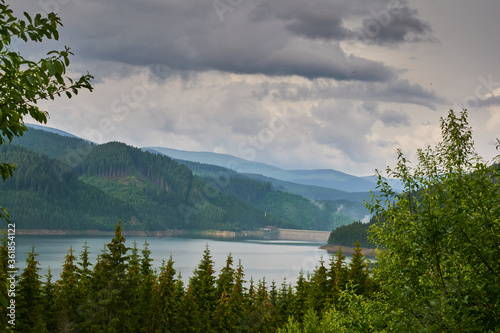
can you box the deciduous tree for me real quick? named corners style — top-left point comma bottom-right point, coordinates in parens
top-left (367, 109), bottom-right (500, 331)
top-left (0, 0), bottom-right (93, 221)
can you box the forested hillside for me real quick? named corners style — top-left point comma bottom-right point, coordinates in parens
top-left (327, 217), bottom-right (377, 248)
top-left (0, 139), bottom-right (280, 230)
top-left (0, 127), bottom-right (359, 231)
top-left (0, 145), bottom-right (139, 230)
top-left (170, 159), bottom-right (366, 230)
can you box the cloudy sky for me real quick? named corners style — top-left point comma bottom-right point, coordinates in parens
top-left (11, 0), bottom-right (500, 176)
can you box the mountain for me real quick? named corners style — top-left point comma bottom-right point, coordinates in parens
top-left (2, 127), bottom-right (362, 231)
top-left (361, 175), bottom-right (404, 192)
top-left (0, 144), bottom-right (139, 230)
top-left (26, 123), bottom-right (85, 140)
top-left (171, 159), bottom-right (371, 222)
top-left (146, 147), bottom-right (379, 192)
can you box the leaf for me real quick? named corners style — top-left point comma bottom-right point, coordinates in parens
top-left (46, 61), bottom-right (57, 75)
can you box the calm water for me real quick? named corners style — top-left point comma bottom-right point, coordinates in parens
top-left (14, 236), bottom-right (348, 286)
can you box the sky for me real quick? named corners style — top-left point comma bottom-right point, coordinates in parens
top-left (10, 0), bottom-right (500, 176)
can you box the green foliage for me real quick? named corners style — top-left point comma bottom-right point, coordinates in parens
top-left (367, 109), bottom-right (500, 331)
top-left (3, 127), bottom-right (364, 231)
top-left (1, 222), bottom-right (380, 332)
top-left (16, 246), bottom-right (47, 332)
top-left (153, 256), bottom-right (180, 332)
top-left (0, 0), bottom-right (92, 184)
top-left (257, 190), bottom-right (353, 230)
top-left (189, 245), bottom-right (217, 331)
top-left (279, 289), bottom-right (389, 333)
top-left (327, 216), bottom-right (378, 248)
top-left (0, 144), bottom-right (139, 230)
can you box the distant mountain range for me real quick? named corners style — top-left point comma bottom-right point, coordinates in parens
top-left (0, 125), bottom-right (383, 231)
top-left (146, 147), bottom-right (403, 193)
top-left (26, 123), bottom-right (83, 139)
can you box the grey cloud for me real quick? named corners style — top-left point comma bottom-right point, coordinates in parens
top-left (359, 5), bottom-right (435, 45)
top-left (378, 109), bottom-right (411, 127)
top-left (250, 0), bottom-right (434, 45)
top-left (14, 0), bottom-right (431, 82)
top-left (253, 78), bottom-right (445, 109)
top-left (307, 101), bottom-right (377, 162)
top-left (473, 96), bottom-right (500, 108)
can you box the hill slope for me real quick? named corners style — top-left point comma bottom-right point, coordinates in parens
top-left (2, 127), bottom-right (368, 231)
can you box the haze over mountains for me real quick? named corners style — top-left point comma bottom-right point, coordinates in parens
top-left (146, 147), bottom-right (382, 193)
top-left (0, 124), bottom-right (391, 231)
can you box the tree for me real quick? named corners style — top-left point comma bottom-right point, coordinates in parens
top-left (347, 242), bottom-right (370, 296)
top-left (153, 256), bottom-right (178, 332)
top-left (307, 258), bottom-right (329, 314)
top-left (189, 244), bottom-right (217, 331)
top-left (55, 247), bottom-right (80, 330)
top-left (367, 109), bottom-right (500, 331)
top-left (16, 246), bottom-right (46, 332)
top-left (84, 222), bottom-right (132, 332)
top-left (0, 0), bottom-right (93, 220)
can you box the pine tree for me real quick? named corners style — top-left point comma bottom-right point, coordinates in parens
top-left (255, 278), bottom-right (276, 332)
top-left (153, 256), bottom-right (178, 332)
top-left (176, 285), bottom-right (202, 332)
top-left (43, 267), bottom-right (57, 332)
top-left (216, 253), bottom-right (235, 300)
top-left (213, 258), bottom-right (246, 332)
top-left (189, 244), bottom-right (217, 331)
top-left (84, 221), bottom-right (132, 332)
top-left (140, 240), bottom-right (155, 333)
top-left (307, 258), bottom-right (329, 314)
top-left (347, 241), bottom-right (369, 295)
top-left (77, 241), bottom-right (93, 287)
top-left (333, 247), bottom-right (348, 292)
top-left (289, 270), bottom-right (309, 322)
top-left (17, 246), bottom-right (47, 332)
top-left (126, 241), bottom-right (143, 333)
top-left (275, 279), bottom-right (292, 328)
top-left (55, 247), bottom-right (80, 330)
top-left (75, 241), bottom-right (92, 329)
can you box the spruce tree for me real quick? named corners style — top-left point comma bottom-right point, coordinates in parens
top-left (189, 244), bottom-right (217, 331)
top-left (289, 270), bottom-right (309, 322)
top-left (17, 246), bottom-right (46, 332)
top-left (43, 267), bottom-right (57, 332)
top-left (140, 240), bottom-right (155, 333)
top-left (84, 222), bottom-right (132, 332)
top-left (213, 258), bottom-right (246, 332)
top-left (153, 256), bottom-right (178, 332)
top-left (275, 278), bottom-right (292, 327)
top-left (347, 241), bottom-right (369, 295)
top-left (215, 253), bottom-right (235, 300)
top-left (55, 247), bottom-right (80, 330)
top-left (307, 258), bottom-right (329, 314)
top-left (126, 241), bottom-right (143, 333)
top-left (75, 241), bottom-right (92, 329)
top-left (176, 285), bottom-right (202, 332)
top-left (333, 247), bottom-right (348, 292)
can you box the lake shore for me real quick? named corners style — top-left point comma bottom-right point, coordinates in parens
top-left (318, 244), bottom-right (377, 256)
top-left (16, 228), bottom-right (377, 255)
top-left (16, 228), bottom-right (331, 242)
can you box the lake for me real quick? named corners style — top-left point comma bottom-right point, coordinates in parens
top-left (14, 235), bottom-right (350, 286)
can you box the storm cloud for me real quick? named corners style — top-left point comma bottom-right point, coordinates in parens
top-left (15, 0), bottom-right (434, 82)
top-left (10, 0), bottom-right (500, 176)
